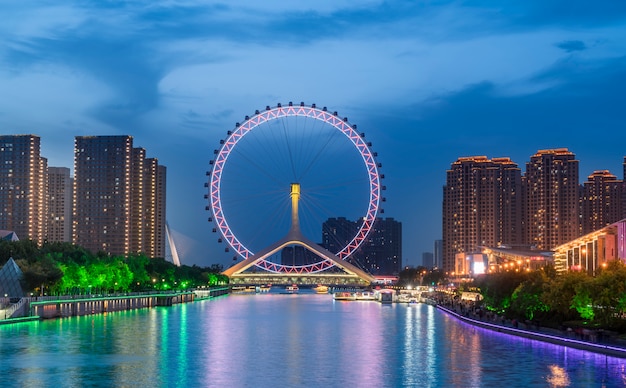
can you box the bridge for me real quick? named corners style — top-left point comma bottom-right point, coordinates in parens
top-left (222, 183), bottom-right (375, 287)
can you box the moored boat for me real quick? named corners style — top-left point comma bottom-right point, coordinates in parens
top-left (286, 284), bottom-right (299, 293)
top-left (354, 291), bottom-right (376, 301)
top-left (313, 285), bottom-right (329, 294)
top-left (333, 291), bottom-right (356, 301)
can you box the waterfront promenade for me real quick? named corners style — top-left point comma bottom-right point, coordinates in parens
top-left (436, 303), bottom-right (626, 359)
top-left (0, 287), bottom-right (229, 325)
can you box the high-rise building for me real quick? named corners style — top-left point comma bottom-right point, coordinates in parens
top-left (581, 170), bottom-right (624, 234)
top-left (322, 216), bottom-right (402, 275)
top-left (524, 148), bottom-right (579, 250)
top-left (442, 156), bottom-right (522, 274)
top-left (0, 135), bottom-right (47, 244)
top-left (73, 136), bottom-right (166, 257)
top-left (322, 217), bottom-right (357, 254)
top-left (422, 252), bottom-right (434, 268)
top-left (353, 217), bottom-right (402, 275)
top-left (433, 239), bottom-right (443, 269)
top-left (623, 157), bottom-right (626, 221)
top-left (47, 167), bottom-right (72, 242)
top-left (280, 246), bottom-right (319, 266)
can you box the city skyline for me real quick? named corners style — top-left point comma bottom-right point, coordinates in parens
top-left (1, 2), bottom-right (625, 267)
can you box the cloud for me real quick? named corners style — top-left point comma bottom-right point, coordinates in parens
top-left (556, 40), bottom-right (587, 52)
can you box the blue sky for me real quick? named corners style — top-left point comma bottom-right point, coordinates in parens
top-left (1, 1), bottom-right (625, 268)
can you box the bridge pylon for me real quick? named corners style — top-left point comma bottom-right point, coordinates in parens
top-left (222, 183), bottom-right (374, 286)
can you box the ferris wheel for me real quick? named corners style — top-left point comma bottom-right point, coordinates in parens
top-left (206, 102), bottom-right (384, 273)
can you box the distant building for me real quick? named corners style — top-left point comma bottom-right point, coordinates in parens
top-left (322, 216), bottom-right (402, 276)
top-left (47, 167), bottom-right (72, 242)
top-left (322, 217), bottom-right (357, 254)
top-left (422, 252), bottom-right (434, 268)
top-left (352, 217), bottom-right (402, 276)
top-left (433, 239), bottom-right (443, 269)
top-left (0, 135), bottom-right (47, 244)
top-left (581, 170), bottom-right (624, 235)
top-left (281, 246), bottom-right (319, 266)
top-left (524, 148), bottom-right (579, 250)
top-left (442, 156), bottom-right (522, 274)
top-left (73, 136), bottom-right (166, 257)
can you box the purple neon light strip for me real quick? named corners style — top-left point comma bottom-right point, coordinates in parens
top-left (438, 305), bottom-right (626, 357)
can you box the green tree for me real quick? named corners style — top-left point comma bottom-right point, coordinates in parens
top-left (571, 277), bottom-right (595, 321)
top-left (17, 256), bottom-right (63, 295)
top-left (510, 270), bottom-right (549, 321)
top-left (474, 271), bottom-right (528, 314)
top-left (542, 270), bottom-right (587, 323)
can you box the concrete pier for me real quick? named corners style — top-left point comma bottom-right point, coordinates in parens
top-left (30, 292), bottom-right (196, 319)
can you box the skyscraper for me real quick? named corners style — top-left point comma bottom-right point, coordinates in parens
top-left (353, 217), bottom-right (402, 275)
top-left (0, 135), bottom-right (47, 243)
top-left (422, 252), bottom-right (434, 268)
top-left (73, 136), bottom-right (166, 257)
top-left (581, 170), bottom-right (624, 234)
top-left (47, 167), bottom-right (72, 242)
top-left (524, 148), bottom-right (579, 250)
top-left (322, 217), bottom-right (357, 254)
top-left (433, 239), bottom-right (443, 269)
top-left (442, 156), bottom-right (522, 273)
top-left (322, 216), bottom-right (402, 275)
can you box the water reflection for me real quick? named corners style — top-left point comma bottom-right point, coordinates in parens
top-left (1, 294), bottom-right (626, 387)
top-left (546, 365), bottom-right (570, 387)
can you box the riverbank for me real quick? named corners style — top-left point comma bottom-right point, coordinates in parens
top-left (436, 304), bottom-right (626, 359)
top-left (0, 287), bottom-right (230, 325)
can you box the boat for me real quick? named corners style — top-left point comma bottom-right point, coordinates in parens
top-left (313, 285), bottom-right (329, 294)
top-left (354, 291), bottom-right (376, 301)
top-left (286, 284), bottom-right (299, 293)
top-left (231, 285), bottom-right (247, 293)
top-left (333, 291), bottom-right (356, 301)
top-left (259, 284), bottom-right (272, 293)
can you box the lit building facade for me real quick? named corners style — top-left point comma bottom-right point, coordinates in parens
top-left (47, 167), bottom-right (72, 242)
top-left (524, 148), bottom-right (579, 250)
top-left (73, 136), bottom-right (166, 257)
top-left (553, 219), bottom-right (626, 275)
top-left (0, 135), bottom-right (47, 244)
top-left (442, 156), bottom-right (522, 274)
top-left (581, 170), bottom-right (624, 235)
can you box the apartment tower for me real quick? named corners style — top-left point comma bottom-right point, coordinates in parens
top-left (524, 148), bottom-right (579, 250)
top-left (73, 136), bottom-right (166, 257)
top-left (442, 156), bottom-right (522, 273)
top-left (322, 216), bottom-right (402, 275)
top-left (0, 135), bottom-right (48, 243)
top-left (581, 170), bottom-right (624, 234)
top-left (47, 167), bottom-right (72, 242)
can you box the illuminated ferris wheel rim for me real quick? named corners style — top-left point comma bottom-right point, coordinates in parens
top-left (208, 102), bottom-right (382, 271)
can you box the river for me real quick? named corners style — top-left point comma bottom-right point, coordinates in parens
top-left (1, 291), bottom-right (625, 387)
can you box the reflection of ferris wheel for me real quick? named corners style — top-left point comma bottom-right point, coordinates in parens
top-left (206, 102), bottom-right (384, 273)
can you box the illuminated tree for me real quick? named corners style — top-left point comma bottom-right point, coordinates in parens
top-left (510, 270), bottom-right (549, 321)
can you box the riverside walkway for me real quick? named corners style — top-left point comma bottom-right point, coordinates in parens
top-left (0, 287), bottom-right (229, 325)
top-left (436, 304), bottom-right (626, 359)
